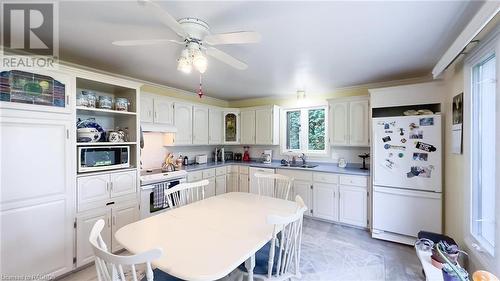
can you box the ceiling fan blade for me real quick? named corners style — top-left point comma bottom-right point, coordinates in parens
top-left (112, 39), bottom-right (183, 46)
top-left (206, 47), bottom-right (248, 70)
top-left (138, 0), bottom-right (188, 38)
top-left (204, 31), bottom-right (261, 45)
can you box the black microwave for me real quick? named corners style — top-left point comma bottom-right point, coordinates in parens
top-left (78, 146), bottom-right (130, 173)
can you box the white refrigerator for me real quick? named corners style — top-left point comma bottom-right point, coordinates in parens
top-left (372, 114), bottom-right (442, 245)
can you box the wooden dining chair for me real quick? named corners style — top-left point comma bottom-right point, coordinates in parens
top-left (89, 219), bottom-right (183, 281)
top-left (254, 173), bottom-right (293, 200)
top-left (238, 195), bottom-right (307, 281)
top-left (164, 179), bottom-right (209, 209)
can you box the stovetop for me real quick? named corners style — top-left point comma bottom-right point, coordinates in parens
top-left (140, 169), bottom-right (187, 186)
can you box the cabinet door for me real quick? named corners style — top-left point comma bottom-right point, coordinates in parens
top-left (223, 112), bottom-right (239, 144)
top-left (349, 100), bottom-right (369, 146)
top-left (239, 174), bottom-right (249, 193)
top-left (154, 96), bottom-right (174, 125)
top-left (111, 202), bottom-right (139, 252)
top-left (110, 171), bottom-right (137, 198)
top-left (76, 209), bottom-right (111, 267)
top-left (0, 117), bottom-right (74, 278)
top-left (255, 108), bottom-right (273, 144)
top-left (205, 178), bottom-right (216, 198)
top-left (313, 183), bottom-right (338, 221)
top-left (209, 108), bottom-right (223, 144)
top-left (339, 185), bottom-right (367, 227)
top-left (193, 106), bottom-right (209, 144)
top-left (240, 110), bottom-right (256, 144)
top-left (215, 175), bottom-right (226, 195)
top-left (294, 180), bottom-right (312, 216)
top-left (330, 102), bottom-right (349, 145)
top-left (77, 174), bottom-right (110, 210)
top-left (174, 102), bottom-right (193, 144)
top-left (140, 95), bottom-right (154, 123)
top-left (226, 173), bottom-right (239, 192)
top-left (249, 167), bottom-right (274, 195)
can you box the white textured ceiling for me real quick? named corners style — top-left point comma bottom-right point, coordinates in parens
top-left (58, 1), bottom-right (482, 100)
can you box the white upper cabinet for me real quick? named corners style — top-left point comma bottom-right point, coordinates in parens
top-left (240, 105), bottom-right (280, 145)
top-left (330, 102), bottom-right (349, 145)
top-left (255, 106), bottom-right (280, 145)
top-left (140, 95), bottom-right (154, 123)
top-left (240, 110), bottom-right (256, 144)
top-left (329, 96), bottom-right (369, 147)
top-left (349, 100), bottom-right (369, 146)
top-left (209, 108), bottom-right (223, 144)
top-left (192, 106), bottom-right (209, 145)
top-left (154, 96), bottom-right (174, 125)
top-left (174, 102), bottom-right (193, 145)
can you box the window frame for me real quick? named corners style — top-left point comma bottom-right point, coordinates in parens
top-left (463, 27), bottom-right (500, 274)
top-left (280, 105), bottom-right (329, 156)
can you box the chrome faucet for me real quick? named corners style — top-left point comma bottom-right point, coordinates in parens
top-left (298, 153), bottom-right (306, 165)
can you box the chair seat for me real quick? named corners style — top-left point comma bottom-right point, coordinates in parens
top-left (141, 268), bottom-right (185, 281)
top-left (238, 242), bottom-right (279, 275)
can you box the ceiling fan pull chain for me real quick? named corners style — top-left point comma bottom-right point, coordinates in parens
top-left (197, 74), bottom-right (204, 99)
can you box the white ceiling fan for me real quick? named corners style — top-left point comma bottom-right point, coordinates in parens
top-left (112, 0), bottom-right (261, 74)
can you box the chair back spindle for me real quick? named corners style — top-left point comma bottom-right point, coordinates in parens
top-left (255, 173), bottom-right (293, 200)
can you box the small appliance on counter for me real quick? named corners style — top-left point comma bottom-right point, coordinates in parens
top-left (214, 147), bottom-right (225, 163)
top-left (261, 149), bottom-right (272, 164)
top-left (234, 153), bottom-right (242, 161)
top-left (195, 154), bottom-right (208, 164)
top-left (224, 151), bottom-right (234, 161)
top-left (243, 146), bottom-right (251, 162)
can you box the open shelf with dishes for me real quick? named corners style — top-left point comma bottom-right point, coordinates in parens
top-left (74, 74), bottom-right (140, 175)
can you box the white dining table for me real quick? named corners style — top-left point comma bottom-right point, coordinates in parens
top-left (115, 192), bottom-right (298, 281)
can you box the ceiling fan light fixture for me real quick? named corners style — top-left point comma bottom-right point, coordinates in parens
top-left (193, 52), bottom-right (208, 74)
top-left (177, 49), bottom-right (192, 74)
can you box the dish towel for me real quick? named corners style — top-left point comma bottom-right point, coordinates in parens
top-left (153, 182), bottom-right (165, 208)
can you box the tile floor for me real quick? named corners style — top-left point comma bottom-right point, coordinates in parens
top-left (59, 218), bottom-right (424, 281)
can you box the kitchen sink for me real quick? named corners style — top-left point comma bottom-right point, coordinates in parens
top-left (281, 164), bottom-right (318, 168)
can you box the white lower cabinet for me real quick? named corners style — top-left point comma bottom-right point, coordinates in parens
top-left (278, 170), bottom-right (367, 227)
top-left (239, 174), bottom-right (249, 193)
top-left (76, 208), bottom-right (111, 267)
top-left (215, 175), bottom-right (226, 195)
top-left (77, 170), bottom-right (137, 212)
top-left (76, 201), bottom-right (138, 267)
top-left (339, 185), bottom-right (368, 227)
top-left (111, 202), bottom-right (139, 252)
top-left (312, 183), bottom-right (339, 221)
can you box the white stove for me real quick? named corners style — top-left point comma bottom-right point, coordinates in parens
top-left (140, 169), bottom-right (188, 186)
top-left (139, 169), bottom-right (188, 218)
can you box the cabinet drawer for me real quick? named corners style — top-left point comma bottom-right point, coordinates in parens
top-left (188, 171), bottom-right (203, 182)
top-left (340, 175), bottom-right (367, 187)
top-left (239, 166), bottom-right (249, 175)
top-left (313, 172), bottom-right (338, 184)
top-left (227, 165), bottom-right (239, 173)
top-left (216, 167), bottom-right (226, 176)
top-left (278, 169), bottom-right (312, 181)
top-left (202, 169), bottom-right (216, 179)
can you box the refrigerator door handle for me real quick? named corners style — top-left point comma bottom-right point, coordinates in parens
top-left (373, 186), bottom-right (441, 199)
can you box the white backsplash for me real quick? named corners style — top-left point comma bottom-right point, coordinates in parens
top-left (141, 132), bottom-right (370, 170)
